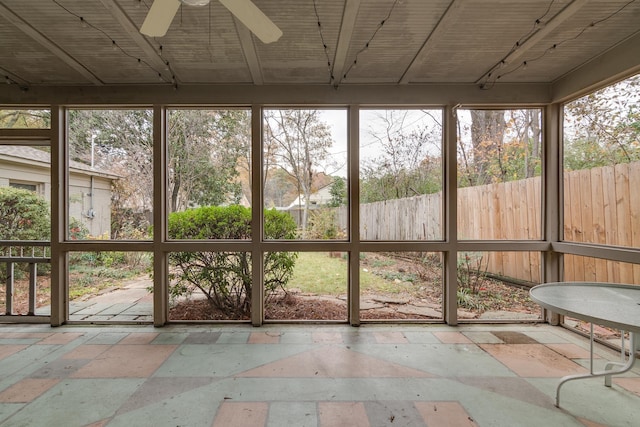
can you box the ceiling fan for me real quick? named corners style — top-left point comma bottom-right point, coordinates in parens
top-left (140, 0), bottom-right (282, 43)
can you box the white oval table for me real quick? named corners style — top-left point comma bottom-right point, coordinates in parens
top-left (530, 282), bottom-right (640, 407)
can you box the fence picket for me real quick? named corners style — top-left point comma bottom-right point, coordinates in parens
top-left (339, 162), bottom-right (639, 283)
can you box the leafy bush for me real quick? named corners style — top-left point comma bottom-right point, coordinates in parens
top-left (0, 187), bottom-right (50, 279)
top-left (457, 288), bottom-right (487, 312)
top-left (110, 207), bottom-right (151, 240)
top-left (0, 187), bottom-right (50, 241)
top-left (457, 252), bottom-right (488, 294)
top-left (305, 208), bottom-right (342, 239)
top-left (68, 217), bottom-right (89, 240)
top-left (168, 205), bottom-right (297, 317)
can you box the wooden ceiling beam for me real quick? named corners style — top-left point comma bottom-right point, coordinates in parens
top-left (399, 0), bottom-right (464, 84)
top-left (475, 0), bottom-right (589, 84)
top-left (0, 66), bottom-right (30, 88)
top-left (234, 19), bottom-right (264, 85)
top-left (332, 0), bottom-right (361, 86)
top-left (0, 2), bottom-right (103, 85)
top-left (98, 0), bottom-right (174, 82)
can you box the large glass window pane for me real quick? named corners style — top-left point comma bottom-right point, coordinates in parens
top-left (167, 109), bottom-right (251, 239)
top-left (0, 109), bottom-right (50, 129)
top-left (68, 251), bottom-right (152, 322)
top-left (1, 145), bottom-right (51, 316)
top-left (67, 109), bottom-right (153, 240)
top-left (563, 74), bottom-right (640, 248)
top-left (263, 109), bottom-right (347, 240)
top-left (360, 252), bottom-right (443, 321)
top-left (457, 251), bottom-right (541, 321)
top-left (265, 251), bottom-right (347, 321)
top-left (169, 251), bottom-right (251, 321)
top-left (359, 109), bottom-right (443, 240)
top-left (457, 109), bottom-right (542, 240)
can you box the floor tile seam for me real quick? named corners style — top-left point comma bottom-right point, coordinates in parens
top-left (220, 375), bottom-right (450, 381)
top-left (540, 344), bottom-right (607, 364)
top-left (0, 404), bottom-right (31, 427)
top-left (0, 377), bottom-right (146, 427)
top-left (91, 304), bottom-right (143, 317)
top-left (143, 343), bottom-right (182, 378)
top-left (0, 324), bottom-right (600, 339)
top-left (453, 376), bottom-right (562, 413)
top-left (0, 338), bottom-right (96, 389)
top-left (524, 341), bottom-right (635, 366)
top-left (0, 340), bottom-right (38, 347)
top-left (0, 377), bottom-right (63, 405)
top-left (221, 398), bottom-right (474, 424)
top-left (478, 343), bottom-right (602, 377)
top-left (473, 342), bottom-right (527, 379)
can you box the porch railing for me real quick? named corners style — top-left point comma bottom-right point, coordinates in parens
top-left (0, 241), bottom-right (51, 316)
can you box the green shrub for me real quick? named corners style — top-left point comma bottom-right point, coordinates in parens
top-left (305, 208), bottom-right (341, 239)
top-left (457, 252), bottom-right (488, 294)
top-left (0, 187), bottom-right (50, 279)
top-left (168, 205), bottom-right (297, 317)
top-left (0, 187), bottom-right (50, 241)
top-left (68, 217), bottom-right (89, 240)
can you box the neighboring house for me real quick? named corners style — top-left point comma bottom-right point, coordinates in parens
top-left (0, 145), bottom-right (119, 238)
top-left (284, 182), bottom-right (334, 226)
top-left (286, 183), bottom-right (334, 209)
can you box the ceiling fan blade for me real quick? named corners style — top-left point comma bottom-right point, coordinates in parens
top-left (140, 0), bottom-right (181, 37)
top-left (218, 0), bottom-right (282, 44)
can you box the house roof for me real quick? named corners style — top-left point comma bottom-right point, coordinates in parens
top-left (0, 145), bottom-right (120, 180)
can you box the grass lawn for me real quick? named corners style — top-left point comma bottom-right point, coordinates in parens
top-left (289, 252), bottom-right (416, 296)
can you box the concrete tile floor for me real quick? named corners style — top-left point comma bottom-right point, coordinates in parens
top-left (0, 324), bottom-right (639, 427)
top-left (67, 277), bottom-right (153, 323)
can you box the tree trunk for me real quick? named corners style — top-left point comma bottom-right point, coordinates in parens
top-left (470, 110), bottom-right (506, 184)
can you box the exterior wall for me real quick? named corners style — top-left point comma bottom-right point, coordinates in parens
top-left (287, 185), bottom-right (333, 209)
top-left (0, 161), bottom-right (49, 200)
top-left (0, 159), bottom-right (112, 238)
top-left (68, 174), bottom-right (112, 238)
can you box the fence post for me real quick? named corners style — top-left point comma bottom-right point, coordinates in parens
top-left (29, 262), bottom-right (37, 315)
top-left (5, 262), bottom-right (13, 315)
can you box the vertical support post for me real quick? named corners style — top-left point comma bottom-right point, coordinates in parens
top-left (5, 262), bottom-right (13, 315)
top-left (153, 105), bottom-right (168, 326)
top-left (50, 105), bottom-right (67, 326)
top-left (28, 262), bottom-right (37, 315)
top-left (444, 105), bottom-right (458, 325)
top-left (543, 103), bottom-right (562, 325)
top-left (348, 104), bottom-right (360, 326)
top-left (251, 104), bottom-right (264, 327)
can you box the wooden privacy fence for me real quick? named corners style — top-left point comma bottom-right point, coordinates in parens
top-left (563, 161), bottom-right (640, 284)
top-left (457, 177), bottom-right (542, 283)
top-left (336, 161), bottom-right (640, 285)
top-left (353, 193), bottom-right (442, 241)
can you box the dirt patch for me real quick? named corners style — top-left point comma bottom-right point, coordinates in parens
top-left (3, 252), bottom-right (540, 322)
top-left (167, 250), bottom-right (542, 321)
top-left (0, 277), bottom-right (51, 315)
top-left (169, 294), bottom-right (442, 321)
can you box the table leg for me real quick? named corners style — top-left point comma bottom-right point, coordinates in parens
top-left (556, 331), bottom-right (638, 407)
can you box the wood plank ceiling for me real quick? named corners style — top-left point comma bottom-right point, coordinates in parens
top-left (0, 0), bottom-right (639, 89)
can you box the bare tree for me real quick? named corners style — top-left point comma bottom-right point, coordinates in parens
top-left (470, 110), bottom-right (507, 184)
top-left (504, 109), bottom-right (542, 179)
top-left (263, 109), bottom-right (334, 229)
top-left (361, 110), bottom-right (442, 202)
